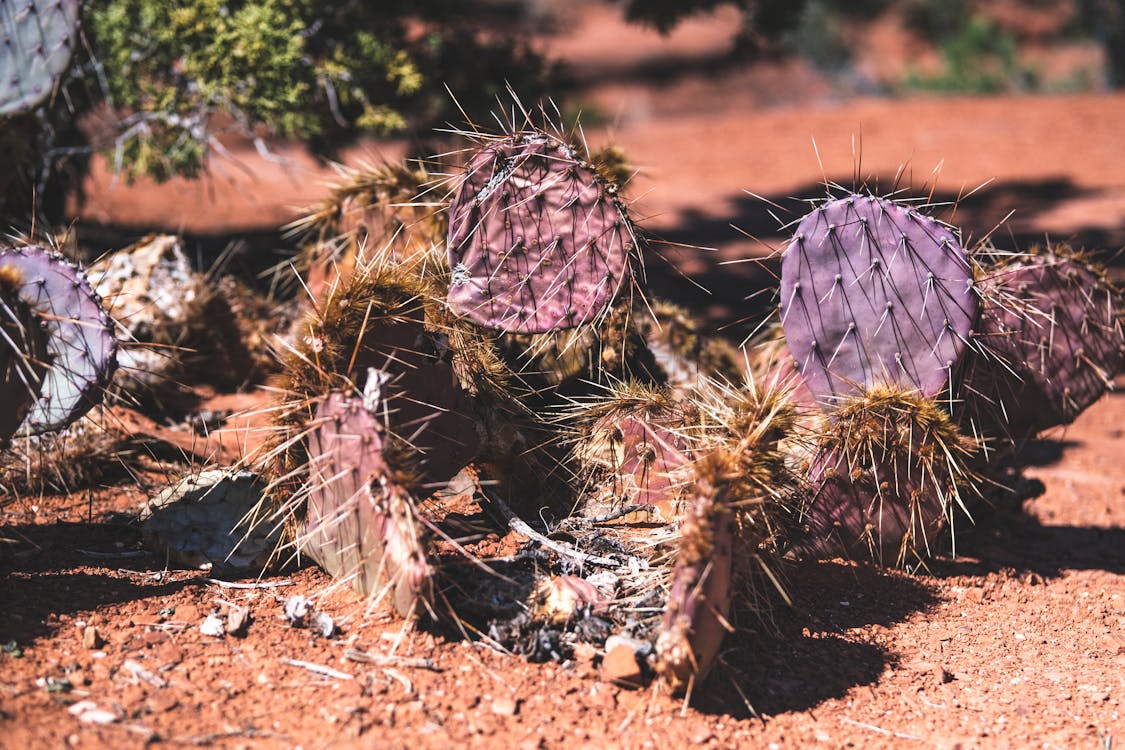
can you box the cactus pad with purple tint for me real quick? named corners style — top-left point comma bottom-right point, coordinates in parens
top-left (303, 392), bottom-right (433, 617)
top-left (654, 459), bottom-right (734, 693)
top-left (593, 411), bottom-right (692, 522)
top-left (968, 255), bottom-right (1124, 437)
top-left (796, 443), bottom-right (949, 564)
top-left (447, 134), bottom-right (633, 334)
top-left (0, 0), bottom-right (79, 115)
top-left (348, 311), bottom-right (480, 489)
top-left (780, 195), bottom-right (978, 406)
top-left (0, 246), bottom-right (117, 435)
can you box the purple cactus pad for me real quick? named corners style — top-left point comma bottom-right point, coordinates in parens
top-left (447, 134), bottom-right (633, 334)
top-left (654, 460), bottom-right (734, 693)
top-left (347, 310), bottom-right (480, 489)
top-left (0, 245), bottom-right (117, 434)
top-left (780, 195), bottom-right (978, 406)
top-left (594, 411), bottom-right (692, 521)
top-left (796, 443), bottom-right (949, 564)
top-left (968, 255), bottom-right (1124, 436)
top-left (303, 392), bottom-right (433, 617)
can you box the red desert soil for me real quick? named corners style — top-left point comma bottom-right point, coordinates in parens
top-left (5, 7), bottom-right (1125, 749)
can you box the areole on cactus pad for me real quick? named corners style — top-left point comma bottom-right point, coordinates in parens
top-left (780, 194), bottom-right (978, 406)
top-left (446, 133), bottom-right (636, 334)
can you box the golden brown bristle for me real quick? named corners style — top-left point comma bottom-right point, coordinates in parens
top-left (0, 265), bottom-right (22, 291)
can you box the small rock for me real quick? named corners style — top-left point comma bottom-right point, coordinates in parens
top-left (572, 642), bottom-right (598, 663)
top-left (67, 700), bottom-right (117, 725)
top-left (199, 613), bottom-right (225, 638)
top-left (175, 604), bottom-right (201, 623)
top-left (602, 643), bottom-right (644, 688)
top-left (227, 606), bottom-right (250, 636)
top-left (284, 595), bottom-right (312, 625)
top-left (82, 626), bottom-right (102, 650)
top-left (150, 642), bottom-right (184, 668)
top-left (142, 630), bottom-right (169, 646)
top-left (313, 611), bottom-right (336, 638)
top-left (491, 695), bottom-right (519, 716)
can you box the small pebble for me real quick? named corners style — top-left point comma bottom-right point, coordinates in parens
top-left (227, 606), bottom-right (250, 636)
top-left (313, 611), bottom-right (336, 638)
top-left (67, 701), bottom-right (117, 725)
top-left (199, 613), bottom-right (225, 638)
top-left (284, 596), bottom-right (311, 625)
top-left (601, 643), bottom-right (643, 688)
top-left (82, 626), bottom-right (102, 650)
top-left (491, 695), bottom-right (519, 716)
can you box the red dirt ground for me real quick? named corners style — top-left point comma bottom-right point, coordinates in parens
top-left (4, 4), bottom-right (1125, 748)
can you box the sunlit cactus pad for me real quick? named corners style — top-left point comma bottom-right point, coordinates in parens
top-left (303, 392), bottom-right (433, 618)
top-left (0, 0), bottom-right (79, 115)
top-left (586, 409), bottom-right (693, 522)
top-left (780, 194), bottom-right (978, 406)
top-left (447, 133), bottom-right (634, 334)
top-left (0, 245), bottom-right (116, 435)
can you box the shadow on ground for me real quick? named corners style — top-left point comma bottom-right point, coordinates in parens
top-left (693, 561), bottom-right (938, 718)
top-left (933, 508), bottom-right (1125, 578)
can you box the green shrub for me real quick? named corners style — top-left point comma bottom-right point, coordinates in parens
top-left (81, 0), bottom-right (557, 182)
top-left (902, 15), bottom-right (1024, 93)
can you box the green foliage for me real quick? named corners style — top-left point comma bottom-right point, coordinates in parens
top-left (82, 0), bottom-right (556, 181)
top-left (903, 15), bottom-right (1024, 93)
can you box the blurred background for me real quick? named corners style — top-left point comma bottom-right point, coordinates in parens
top-left (11, 0), bottom-right (1125, 334)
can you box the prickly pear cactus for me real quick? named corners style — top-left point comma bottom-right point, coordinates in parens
top-left (0, 245), bottom-right (116, 435)
top-left (447, 132), bottom-right (636, 334)
top-left (780, 194), bottom-right (978, 406)
top-left (575, 386), bottom-right (696, 523)
top-left (795, 387), bottom-right (978, 565)
top-left (964, 247), bottom-right (1124, 440)
top-left (303, 392), bottom-right (434, 618)
top-left (0, 0), bottom-right (79, 116)
top-left (292, 161), bottom-right (445, 302)
top-left (654, 453), bottom-right (735, 693)
top-left (0, 274), bottom-right (46, 445)
top-left (347, 311), bottom-right (480, 490)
